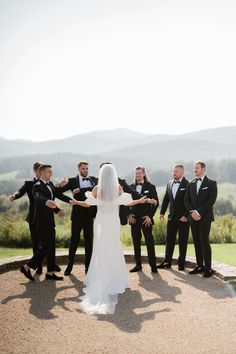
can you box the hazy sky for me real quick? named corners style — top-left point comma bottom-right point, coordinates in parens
top-left (0, 0), bottom-right (236, 141)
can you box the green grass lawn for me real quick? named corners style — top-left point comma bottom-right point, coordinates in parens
top-left (0, 243), bottom-right (235, 267)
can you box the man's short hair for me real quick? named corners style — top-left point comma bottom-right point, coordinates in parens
top-left (173, 163), bottom-right (184, 169)
top-left (78, 161), bottom-right (89, 168)
top-left (33, 161), bottom-right (42, 171)
top-left (39, 164), bottom-right (52, 172)
top-left (194, 160), bottom-right (206, 169)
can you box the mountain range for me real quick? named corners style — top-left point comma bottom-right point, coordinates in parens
top-left (0, 126), bottom-right (236, 176)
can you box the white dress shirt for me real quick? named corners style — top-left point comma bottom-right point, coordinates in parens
top-left (79, 175), bottom-right (93, 188)
top-left (135, 181), bottom-right (144, 194)
top-left (196, 175), bottom-right (205, 194)
top-left (171, 177), bottom-right (183, 199)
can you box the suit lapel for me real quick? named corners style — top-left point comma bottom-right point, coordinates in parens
top-left (40, 180), bottom-right (52, 199)
top-left (49, 181), bottom-right (56, 199)
top-left (197, 176), bottom-right (208, 198)
top-left (76, 175), bottom-right (81, 188)
top-left (192, 178), bottom-right (198, 201)
top-left (174, 177), bottom-right (185, 200)
top-left (88, 176), bottom-right (95, 187)
top-left (169, 180), bottom-right (174, 200)
top-left (140, 182), bottom-right (145, 195)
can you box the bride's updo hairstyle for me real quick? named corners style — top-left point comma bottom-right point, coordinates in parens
top-left (97, 164), bottom-right (119, 202)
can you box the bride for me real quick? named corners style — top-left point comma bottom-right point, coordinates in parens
top-left (70, 163), bottom-right (147, 315)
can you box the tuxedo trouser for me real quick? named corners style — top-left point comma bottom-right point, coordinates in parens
top-left (27, 226), bottom-right (56, 272)
top-left (190, 220), bottom-right (212, 270)
top-left (29, 222), bottom-right (41, 259)
top-left (164, 220), bottom-right (189, 266)
top-left (68, 216), bottom-right (94, 270)
top-left (131, 218), bottom-right (156, 267)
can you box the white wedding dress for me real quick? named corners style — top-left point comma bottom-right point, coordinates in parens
top-left (79, 191), bottom-right (133, 315)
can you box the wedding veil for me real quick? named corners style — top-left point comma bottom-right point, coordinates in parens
top-left (97, 164), bottom-right (119, 202)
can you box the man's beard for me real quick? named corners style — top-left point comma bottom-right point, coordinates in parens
top-left (81, 172), bottom-right (88, 177)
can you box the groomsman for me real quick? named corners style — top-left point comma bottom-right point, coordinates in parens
top-left (9, 161), bottom-right (43, 274)
top-left (158, 164), bottom-right (189, 270)
top-left (58, 161), bottom-right (96, 276)
top-left (99, 162), bottom-right (149, 225)
top-left (128, 167), bottom-right (159, 273)
top-left (185, 160), bottom-right (218, 278)
top-left (20, 164), bottom-right (72, 281)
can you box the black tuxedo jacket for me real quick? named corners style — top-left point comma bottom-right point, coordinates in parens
top-left (32, 180), bottom-right (72, 228)
top-left (118, 178), bottom-right (143, 225)
top-left (59, 175), bottom-right (97, 220)
top-left (185, 175), bottom-right (218, 222)
top-left (127, 181), bottom-right (159, 224)
top-left (14, 177), bottom-right (38, 223)
top-left (160, 177), bottom-right (189, 221)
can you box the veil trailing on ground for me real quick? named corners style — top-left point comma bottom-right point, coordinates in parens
top-left (97, 164), bottom-right (119, 202)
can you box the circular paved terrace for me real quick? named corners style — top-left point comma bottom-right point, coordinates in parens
top-left (1, 257), bottom-right (236, 354)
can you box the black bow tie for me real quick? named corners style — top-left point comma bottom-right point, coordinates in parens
top-left (136, 183), bottom-right (143, 186)
top-left (82, 177), bottom-right (89, 181)
top-left (174, 180), bottom-right (180, 184)
top-left (196, 178), bottom-right (202, 182)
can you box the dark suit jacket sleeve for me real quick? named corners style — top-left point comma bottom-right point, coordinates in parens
top-left (54, 189), bottom-right (72, 204)
top-left (33, 184), bottom-right (50, 206)
top-left (147, 185), bottom-right (159, 218)
top-left (197, 181), bottom-right (218, 216)
top-left (184, 183), bottom-right (193, 212)
top-left (160, 184), bottom-right (170, 215)
top-left (120, 179), bottom-right (140, 199)
top-left (14, 181), bottom-right (28, 199)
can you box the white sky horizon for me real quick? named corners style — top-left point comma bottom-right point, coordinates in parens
top-left (1, 0), bottom-right (236, 141)
top-left (1, 124), bottom-right (235, 143)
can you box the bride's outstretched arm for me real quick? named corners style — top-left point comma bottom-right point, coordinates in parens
top-left (126, 196), bottom-right (147, 206)
top-left (70, 199), bottom-right (90, 207)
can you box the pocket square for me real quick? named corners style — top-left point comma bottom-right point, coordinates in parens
top-left (180, 188), bottom-right (186, 191)
top-left (144, 190), bottom-right (149, 193)
top-left (202, 187), bottom-right (208, 190)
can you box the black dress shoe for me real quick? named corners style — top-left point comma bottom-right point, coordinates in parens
top-left (64, 266), bottom-right (72, 276)
top-left (54, 264), bottom-right (61, 272)
top-left (157, 262), bottom-right (171, 269)
top-left (203, 270), bottom-right (213, 278)
top-left (20, 265), bottom-right (35, 281)
top-left (36, 266), bottom-right (43, 275)
top-left (189, 267), bottom-right (205, 274)
top-left (45, 273), bottom-right (64, 280)
top-left (151, 266), bottom-right (158, 273)
top-left (178, 265), bottom-right (185, 271)
top-left (130, 266), bottom-right (142, 273)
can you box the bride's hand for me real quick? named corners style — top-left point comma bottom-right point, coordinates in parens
top-left (148, 198), bottom-right (158, 205)
top-left (139, 196), bottom-right (147, 204)
top-left (70, 198), bottom-right (78, 206)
